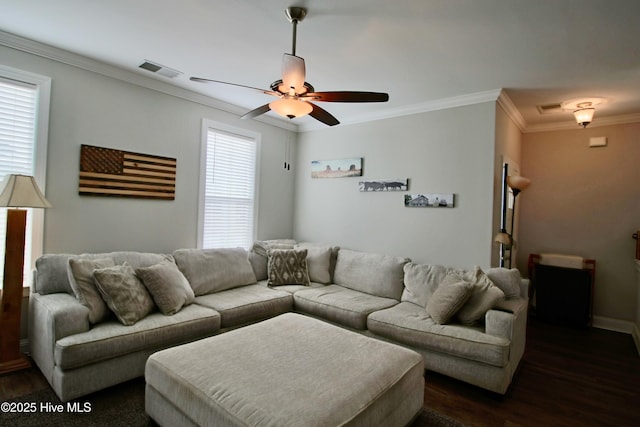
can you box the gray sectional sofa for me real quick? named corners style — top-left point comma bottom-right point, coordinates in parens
top-left (28, 242), bottom-right (529, 402)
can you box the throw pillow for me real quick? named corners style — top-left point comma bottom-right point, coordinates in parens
top-left (92, 262), bottom-right (156, 326)
top-left (294, 244), bottom-right (332, 284)
top-left (456, 266), bottom-right (505, 325)
top-left (426, 273), bottom-right (474, 324)
top-left (68, 257), bottom-right (116, 324)
top-left (485, 268), bottom-right (522, 299)
top-left (267, 249), bottom-right (310, 286)
top-left (136, 260), bottom-right (195, 315)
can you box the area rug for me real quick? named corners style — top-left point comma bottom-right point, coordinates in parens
top-left (2, 377), bottom-right (465, 427)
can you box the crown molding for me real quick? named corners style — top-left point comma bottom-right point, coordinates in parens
top-left (0, 30), bottom-right (298, 132)
top-left (497, 90), bottom-right (527, 132)
top-left (298, 89), bottom-right (504, 132)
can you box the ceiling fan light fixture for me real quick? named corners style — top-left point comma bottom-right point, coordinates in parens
top-left (269, 98), bottom-right (313, 119)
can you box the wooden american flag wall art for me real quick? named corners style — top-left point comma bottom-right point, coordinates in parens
top-left (79, 144), bottom-right (176, 200)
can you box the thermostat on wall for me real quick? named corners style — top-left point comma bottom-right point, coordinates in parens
top-left (589, 137), bottom-right (607, 147)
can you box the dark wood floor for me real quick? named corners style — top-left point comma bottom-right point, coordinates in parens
top-left (424, 317), bottom-right (640, 427)
top-left (2, 317), bottom-right (639, 426)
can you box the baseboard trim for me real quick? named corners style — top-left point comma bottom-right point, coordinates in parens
top-left (591, 316), bottom-right (640, 355)
top-left (592, 315), bottom-right (634, 333)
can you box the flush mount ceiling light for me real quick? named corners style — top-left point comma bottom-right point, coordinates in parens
top-left (561, 97), bottom-right (607, 128)
top-left (573, 103), bottom-right (596, 128)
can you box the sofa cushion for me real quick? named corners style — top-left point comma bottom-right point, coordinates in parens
top-left (136, 259), bottom-right (195, 315)
top-left (294, 243), bottom-right (336, 284)
top-left (485, 268), bottom-right (522, 299)
top-left (68, 257), bottom-right (116, 324)
top-left (333, 249), bottom-right (409, 300)
top-left (368, 302), bottom-right (510, 367)
top-left (54, 304), bottom-right (221, 370)
top-left (194, 284), bottom-right (292, 328)
top-left (294, 284), bottom-right (399, 330)
top-left (267, 249), bottom-right (310, 286)
top-left (456, 266), bottom-right (505, 325)
top-left (426, 273), bottom-right (473, 324)
top-left (93, 262), bottom-right (156, 326)
top-left (173, 248), bottom-right (257, 296)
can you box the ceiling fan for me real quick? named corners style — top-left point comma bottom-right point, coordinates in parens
top-left (190, 7), bottom-right (389, 126)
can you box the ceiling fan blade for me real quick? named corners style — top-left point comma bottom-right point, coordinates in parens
top-left (281, 54), bottom-right (306, 94)
top-left (190, 77), bottom-right (279, 96)
top-left (240, 103), bottom-right (272, 120)
top-left (305, 91), bottom-right (389, 103)
top-left (309, 103), bottom-right (340, 126)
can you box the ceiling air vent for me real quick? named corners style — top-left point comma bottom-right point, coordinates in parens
top-left (139, 60), bottom-right (182, 79)
top-left (536, 103), bottom-right (563, 115)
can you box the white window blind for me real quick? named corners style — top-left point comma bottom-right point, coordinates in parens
top-left (201, 127), bottom-right (257, 249)
top-left (0, 77), bottom-right (37, 287)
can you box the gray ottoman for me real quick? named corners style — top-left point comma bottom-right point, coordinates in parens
top-left (145, 313), bottom-right (424, 427)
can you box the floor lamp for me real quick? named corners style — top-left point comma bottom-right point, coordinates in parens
top-left (0, 174), bottom-right (51, 374)
top-left (505, 175), bottom-right (531, 268)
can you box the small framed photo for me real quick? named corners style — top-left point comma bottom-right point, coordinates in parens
top-left (311, 158), bottom-right (362, 178)
top-left (359, 179), bottom-right (408, 192)
top-left (404, 193), bottom-right (455, 208)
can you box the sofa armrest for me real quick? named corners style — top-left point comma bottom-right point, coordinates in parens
top-left (519, 278), bottom-right (530, 300)
top-left (485, 297), bottom-right (527, 339)
top-left (29, 292), bottom-right (91, 380)
top-left (485, 296), bottom-right (528, 368)
top-left (30, 292), bottom-right (91, 340)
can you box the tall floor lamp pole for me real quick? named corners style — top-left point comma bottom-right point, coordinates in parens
top-left (0, 174), bottom-right (51, 374)
top-left (505, 175), bottom-right (531, 269)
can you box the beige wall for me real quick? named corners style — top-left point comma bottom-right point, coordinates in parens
top-left (293, 102), bottom-right (497, 268)
top-left (518, 123), bottom-right (640, 322)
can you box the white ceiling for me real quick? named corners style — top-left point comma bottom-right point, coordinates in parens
top-left (1, 0), bottom-right (639, 131)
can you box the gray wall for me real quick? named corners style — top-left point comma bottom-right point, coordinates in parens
top-left (1, 44), bottom-right (296, 255)
top-left (293, 102), bottom-right (498, 269)
top-left (518, 123), bottom-right (640, 323)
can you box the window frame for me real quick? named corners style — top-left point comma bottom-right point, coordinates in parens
top-left (197, 119), bottom-right (261, 250)
top-left (0, 65), bottom-right (51, 286)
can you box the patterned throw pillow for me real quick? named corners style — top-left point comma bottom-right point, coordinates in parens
top-left (267, 249), bottom-right (310, 287)
top-left (93, 262), bottom-right (156, 325)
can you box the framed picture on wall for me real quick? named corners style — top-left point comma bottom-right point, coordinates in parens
top-left (311, 158), bottom-right (362, 178)
top-left (359, 179), bottom-right (408, 192)
top-left (404, 193), bottom-right (454, 208)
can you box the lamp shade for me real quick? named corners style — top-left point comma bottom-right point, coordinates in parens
top-left (494, 231), bottom-right (512, 246)
top-left (0, 174), bottom-right (52, 208)
top-left (574, 108), bottom-right (595, 128)
top-left (506, 175), bottom-right (531, 192)
top-left (269, 98), bottom-right (313, 119)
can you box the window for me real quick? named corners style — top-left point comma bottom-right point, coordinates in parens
top-left (0, 66), bottom-right (50, 287)
top-left (198, 121), bottom-right (259, 249)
